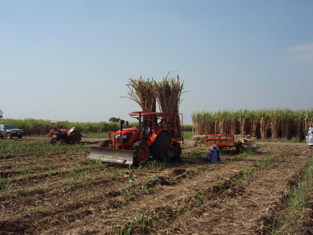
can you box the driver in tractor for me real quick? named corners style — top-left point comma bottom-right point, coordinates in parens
top-left (158, 117), bottom-right (165, 129)
top-left (142, 121), bottom-right (151, 137)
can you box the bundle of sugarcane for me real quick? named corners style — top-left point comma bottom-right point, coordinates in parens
top-left (123, 76), bottom-right (156, 112)
top-left (154, 74), bottom-right (185, 137)
top-left (154, 74), bottom-right (184, 114)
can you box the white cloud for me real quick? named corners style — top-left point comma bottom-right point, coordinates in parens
top-left (287, 42), bottom-right (313, 63)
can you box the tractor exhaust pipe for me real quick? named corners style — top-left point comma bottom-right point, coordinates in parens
top-left (119, 119), bottom-right (125, 131)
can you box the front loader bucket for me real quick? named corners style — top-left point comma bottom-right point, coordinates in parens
top-left (87, 147), bottom-right (134, 165)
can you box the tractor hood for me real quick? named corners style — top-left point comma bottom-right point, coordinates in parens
top-left (116, 126), bottom-right (138, 134)
top-left (115, 126), bottom-right (139, 145)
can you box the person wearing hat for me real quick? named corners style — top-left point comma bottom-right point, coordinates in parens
top-left (204, 144), bottom-right (220, 163)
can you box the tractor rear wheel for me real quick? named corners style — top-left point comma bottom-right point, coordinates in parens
top-left (151, 132), bottom-right (172, 162)
top-left (133, 140), bottom-right (150, 165)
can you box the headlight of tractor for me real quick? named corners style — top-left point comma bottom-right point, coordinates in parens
top-left (115, 133), bottom-right (132, 143)
top-left (116, 134), bottom-right (128, 139)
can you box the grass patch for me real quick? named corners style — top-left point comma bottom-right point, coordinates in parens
top-left (81, 132), bottom-right (109, 138)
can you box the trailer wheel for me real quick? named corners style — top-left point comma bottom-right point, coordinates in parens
top-left (133, 140), bottom-right (150, 165)
top-left (235, 143), bottom-right (244, 153)
top-left (151, 132), bottom-right (172, 162)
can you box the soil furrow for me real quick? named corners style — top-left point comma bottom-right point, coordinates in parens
top-left (171, 150), bottom-right (311, 234)
top-left (38, 151), bottom-right (267, 234)
top-left (1, 138), bottom-right (312, 235)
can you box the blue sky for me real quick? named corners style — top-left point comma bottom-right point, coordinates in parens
top-left (1, 1), bottom-right (313, 124)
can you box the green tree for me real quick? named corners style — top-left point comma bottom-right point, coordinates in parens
top-left (109, 117), bottom-right (120, 123)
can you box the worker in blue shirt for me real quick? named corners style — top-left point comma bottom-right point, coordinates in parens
top-left (204, 144), bottom-right (220, 163)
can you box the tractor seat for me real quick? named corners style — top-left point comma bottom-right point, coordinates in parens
top-left (143, 126), bottom-right (151, 137)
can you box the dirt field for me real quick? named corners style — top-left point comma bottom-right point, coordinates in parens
top-left (1, 137), bottom-right (312, 234)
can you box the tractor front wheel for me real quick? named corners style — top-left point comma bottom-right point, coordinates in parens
top-left (133, 140), bottom-right (150, 165)
top-left (151, 132), bottom-right (172, 162)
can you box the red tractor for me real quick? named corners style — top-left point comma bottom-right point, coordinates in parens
top-left (87, 111), bottom-right (184, 165)
top-left (46, 121), bottom-right (82, 144)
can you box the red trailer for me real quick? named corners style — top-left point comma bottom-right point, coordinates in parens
top-left (205, 134), bottom-right (243, 152)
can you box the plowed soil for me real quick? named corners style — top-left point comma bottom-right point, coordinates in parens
top-left (0, 137), bottom-right (312, 234)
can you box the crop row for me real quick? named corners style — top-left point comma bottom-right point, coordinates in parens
top-left (0, 118), bottom-right (193, 136)
top-left (192, 108), bottom-right (313, 140)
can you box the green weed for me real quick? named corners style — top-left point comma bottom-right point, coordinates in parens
top-left (146, 160), bottom-right (167, 169)
top-left (35, 200), bottom-right (41, 220)
top-left (66, 173), bottom-right (79, 186)
top-left (125, 186), bottom-right (133, 197)
top-left (62, 200), bottom-right (70, 213)
top-left (109, 168), bottom-right (121, 180)
top-left (194, 189), bottom-right (205, 206)
top-left (0, 175), bottom-right (15, 199)
top-left (154, 189), bottom-right (166, 227)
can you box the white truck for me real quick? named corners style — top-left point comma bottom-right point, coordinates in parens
top-left (306, 127), bottom-right (313, 146)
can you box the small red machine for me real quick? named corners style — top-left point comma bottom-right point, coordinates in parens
top-left (46, 121), bottom-right (82, 144)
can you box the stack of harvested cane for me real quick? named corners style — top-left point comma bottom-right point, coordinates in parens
top-left (154, 74), bottom-right (184, 114)
top-left (154, 74), bottom-right (184, 137)
top-left (124, 73), bottom-right (185, 137)
top-left (124, 76), bottom-right (156, 112)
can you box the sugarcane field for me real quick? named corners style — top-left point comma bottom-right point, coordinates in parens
top-left (1, 75), bottom-right (313, 235)
top-left (1, 136), bottom-right (313, 234)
